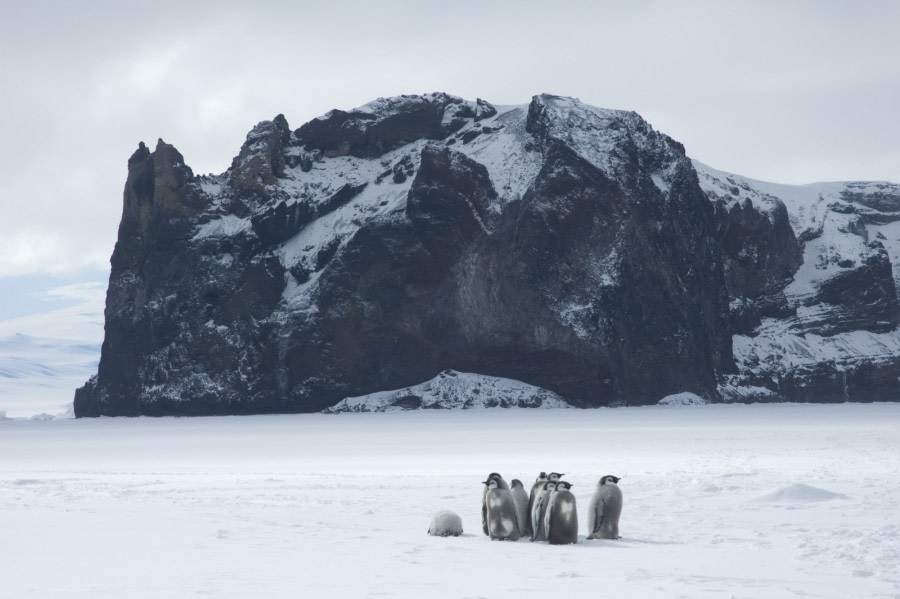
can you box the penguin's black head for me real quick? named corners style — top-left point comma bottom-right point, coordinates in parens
top-left (511, 479), bottom-right (523, 488)
top-left (537, 471), bottom-right (547, 481)
top-left (543, 481), bottom-right (557, 491)
top-left (556, 481), bottom-right (572, 490)
top-left (548, 472), bottom-right (564, 481)
top-left (483, 479), bottom-right (499, 489)
top-left (487, 472), bottom-right (502, 480)
top-left (600, 475), bottom-right (620, 485)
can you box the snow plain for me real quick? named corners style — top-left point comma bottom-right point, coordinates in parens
top-left (2, 404), bottom-right (899, 599)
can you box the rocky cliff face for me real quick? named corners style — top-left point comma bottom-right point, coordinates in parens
top-left (694, 162), bottom-right (900, 402)
top-left (74, 93), bottom-right (900, 416)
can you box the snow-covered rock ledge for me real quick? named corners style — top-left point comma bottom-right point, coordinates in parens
top-left (323, 370), bottom-right (572, 413)
top-left (657, 392), bottom-right (709, 406)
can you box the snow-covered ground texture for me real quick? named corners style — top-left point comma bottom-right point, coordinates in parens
top-left (3, 404), bottom-right (899, 598)
top-left (0, 282), bottom-right (103, 418)
top-left (325, 369), bottom-right (571, 412)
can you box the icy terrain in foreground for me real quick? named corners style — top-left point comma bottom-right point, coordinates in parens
top-left (2, 404), bottom-right (899, 598)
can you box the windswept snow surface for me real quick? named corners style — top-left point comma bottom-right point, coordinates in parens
top-left (3, 404), bottom-right (899, 598)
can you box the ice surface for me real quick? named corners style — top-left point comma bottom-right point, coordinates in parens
top-left (2, 404), bottom-right (899, 598)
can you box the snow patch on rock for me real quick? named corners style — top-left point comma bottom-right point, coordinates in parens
top-left (193, 214), bottom-right (252, 240)
top-left (658, 392), bottom-right (709, 406)
top-left (534, 94), bottom-right (683, 194)
top-left (323, 370), bottom-right (572, 413)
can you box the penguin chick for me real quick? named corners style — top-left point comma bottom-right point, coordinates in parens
top-left (427, 510), bottom-right (463, 537)
top-left (531, 481), bottom-right (557, 542)
top-left (483, 478), bottom-right (521, 541)
top-left (525, 472), bottom-right (548, 538)
top-left (482, 473), bottom-right (509, 536)
top-left (587, 475), bottom-right (622, 540)
top-left (544, 481), bottom-right (578, 545)
top-left (509, 479), bottom-right (530, 538)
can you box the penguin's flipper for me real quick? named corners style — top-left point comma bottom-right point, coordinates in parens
top-left (591, 498), bottom-right (605, 534)
top-left (531, 494), bottom-right (546, 541)
top-left (482, 503), bottom-right (488, 536)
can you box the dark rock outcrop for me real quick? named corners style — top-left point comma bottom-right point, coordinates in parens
top-left (295, 93), bottom-right (480, 159)
top-left (75, 93), bottom-right (900, 416)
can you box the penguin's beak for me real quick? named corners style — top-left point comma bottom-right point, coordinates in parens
top-left (481, 480), bottom-right (489, 485)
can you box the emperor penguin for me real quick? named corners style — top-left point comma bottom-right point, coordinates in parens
top-left (482, 478), bottom-right (521, 541)
top-left (587, 475), bottom-right (623, 540)
top-left (482, 473), bottom-right (510, 536)
top-left (525, 472), bottom-right (548, 538)
top-left (544, 481), bottom-right (578, 545)
top-left (509, 479), bottom-right (530, 537)
top-left (530, 480), bottom-right (557, 542)
top-left (427, 510), bottom-right (463, 537)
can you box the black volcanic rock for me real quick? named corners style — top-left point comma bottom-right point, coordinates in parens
top-left (75, 93), bottom-right (900, 416)
top-left (714, 197), bottom-right (802, 300)
top-left (798, 241), bottom-right (898, 336)
top-left (295, 93), bottom-right (482, 159)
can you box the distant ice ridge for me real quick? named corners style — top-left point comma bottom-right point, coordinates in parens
top-left (323, 370), bottom-right (572, 413)
top-left (0, 282), bottom-right (104, 418)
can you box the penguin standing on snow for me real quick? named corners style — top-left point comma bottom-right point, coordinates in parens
top-left (587, 475), bottom-right (623, 540)
top-left (544, 481), bottom-right (578, 545)
top-left (482, 473), bottom-right (509, 536)
top-left (483, 478), bottom-right (521, 541)
top-left (509, 479), bottom-right (530, 536)
top-left (531, 480), bottom-right (557, 542)
top-left (525, 472), bottom-right (548, 538)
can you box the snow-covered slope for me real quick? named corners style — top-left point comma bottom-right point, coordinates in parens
top-left (324, 370), bottom-right (571, 412)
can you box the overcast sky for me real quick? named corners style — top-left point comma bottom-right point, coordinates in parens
top-left (1, 0), bottom-right (899, 286)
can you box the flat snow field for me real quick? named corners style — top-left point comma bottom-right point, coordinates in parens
top-left (2, 404), bottom-right (899, 599)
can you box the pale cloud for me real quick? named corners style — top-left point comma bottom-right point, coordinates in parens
top-left (0, 231), bottom-right (108, 278)
top-left (1, 0), bottom-right (899, 282)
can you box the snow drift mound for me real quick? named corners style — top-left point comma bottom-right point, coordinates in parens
top-left (323, 370), bottom-right (572, 413)
top-left (753, 483), bottom-right (849, 503)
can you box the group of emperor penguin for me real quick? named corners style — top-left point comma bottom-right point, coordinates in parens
top-left (480, 471), bottom-right (622, 544)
